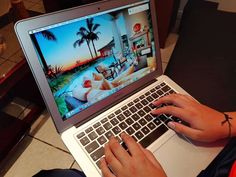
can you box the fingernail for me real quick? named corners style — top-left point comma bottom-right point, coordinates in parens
top-left (167, 122), bottom-right (175, 130)
top-left (120, 132), bottom-right (126, 138)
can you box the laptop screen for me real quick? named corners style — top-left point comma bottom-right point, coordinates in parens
top-left (28, 0), bottom-right (158, 120)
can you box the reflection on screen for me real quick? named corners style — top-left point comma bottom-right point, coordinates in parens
top-left (30, 1), bottom-right (157, 120)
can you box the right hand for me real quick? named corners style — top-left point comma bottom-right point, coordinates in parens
top-left (151, 94), bottom-right (230, 142)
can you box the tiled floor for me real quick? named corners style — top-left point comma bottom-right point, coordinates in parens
top-left (0, 1), bottom-right (179, 176)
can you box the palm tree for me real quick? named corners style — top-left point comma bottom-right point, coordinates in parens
top-left (31, 30), bottom-right (57, 74)
top-left (73, 27), bottom-right (94, 59)
top-left (86, 18), bottom-right (101, 57)
top-left (41, 30), bottom-right (57, 41)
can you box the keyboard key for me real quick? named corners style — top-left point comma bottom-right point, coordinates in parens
top-left (119, 122), bottom-right (128, 130)
top-left (139, 95), bottom-right (145, 99)
top-left (169, 90), bottom-right (176, 94)
top-left (133, 122), bottom-right (141, 130)
top-left (88, 131), bottom-right (98, 140)
top-left (96, 127), bottom-right (105, 135)
top-left (123, 110), bottom-right (131, 117)
top-left (80, 136), bottom-right (90, 146)
top-left (159, 114), bottom-right (168, 122)
top-left (97, 136), bottom-right (107, 145)
top-left (126, 127), bottom-right (135, 135)
top-left (110, 118), bottom-right (119, 126)
top-left (146, 96), bottom-right (154, 102)
top-left (85, 141), bottom-right (99, 153)
top-left (137, 110), bottom-right (146, 117)
top-left (129, 106), bottom-right (138, 113)
top-left (162, 85), bottom-right (171, 92)
top-left (138, 118), bottom-right (147, 126)
top-left (135, 103), bottom-right (143, 109)
top-left (76, 132), bottom-right (85, 139)
top-left (141, 126), bottom-right (150, 134)
top-left (139, 124), bottom-right (168, 148)
top-left (172, 116), bottom-right (181, 122)
top-left (93, 122), bottom-right (101, 128)
top-left (151, 93), bottom-right (158, 99)
top-left (131, 113), bottom-right (140, 121)
top-left (101, 118), bottom-right (108, 124)
top-left (108, 113), bottom-right (115, 119)
top-left (135, 131), bottom-right (144, 140)
top-left (85, 127), bottom-right (93, 134)
top-left (125, 118), bottom-right (134, 125)
top-left (156, 90), bottom-right (164, 96)
top-left (153, 118), bottom-right (161, 126)
top-left (115, 109), bottom-right (121, 115)
top-left (147, 122), bottom-right (156, 130)
top-left (112, 126), bottom-right (121, 135)
top-left (133, 98), bottom-right (140, 103)
top-left (121, 105), bottom-right (128, 111)
top-left (155, 85), bottom-right (161, 89)
top-left (149, 103), bottom-right (156, 109)
top-left (150, 88), bottom-right (156, 93)
top-left (145, 91), bottom-right (151, 96)
top-left (143, 106), bottom-right (151, 113)
top-left (127, 102), bottom-right (134, 107)
top-left (144, 114), bottom-right (153, 122)
top-left (105, 131), bottom-right (114, 140)
top-left (103, 122), bottom-right (112, 130)
top-left (117, 114), bottom-right (125, 121)
top-left (141, 99), bottom-right (149, 105)
top-left (90, 147), bottom-right (104, 161)
top-left (160, 82), bottom-right (166, 87)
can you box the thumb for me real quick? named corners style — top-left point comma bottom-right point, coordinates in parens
top-left (167, 122), bottom-right (201, 140)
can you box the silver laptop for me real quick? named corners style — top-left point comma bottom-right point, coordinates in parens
top-left (15, 0), bottom-right (223, 176)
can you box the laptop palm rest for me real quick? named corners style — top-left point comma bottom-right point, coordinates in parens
top-left (151, 134), bottom-right (223, 177)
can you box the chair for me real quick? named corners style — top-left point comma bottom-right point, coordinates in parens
top-left (118, 56), bottom-right (127, 68)
top-left (95, 64), bottom-right (116, 80)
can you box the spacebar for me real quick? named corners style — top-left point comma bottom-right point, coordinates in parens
top-left (139, 124), bottom-right (168, 148)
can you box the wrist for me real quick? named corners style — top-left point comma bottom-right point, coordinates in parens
top-left (223, 112), bottom-right (236, 138)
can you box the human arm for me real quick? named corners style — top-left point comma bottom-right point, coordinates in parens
top-left (152, 93), bottom-right (236, 142)
top-left (100, 134), bottom-right (167, 177)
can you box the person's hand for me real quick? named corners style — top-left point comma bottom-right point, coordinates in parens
top-left (152, 93), bottom-right (230, 142)
top-left (100, 133), bottom-right (167, 177)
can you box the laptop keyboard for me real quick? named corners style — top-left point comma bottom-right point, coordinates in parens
top-left (75, 82), bottom-right (181, 169)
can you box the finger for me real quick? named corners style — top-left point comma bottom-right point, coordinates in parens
top-left (151, 106), bottom-right (193, 123)
top-left (153, 94), bottom-right (192, 108)
top-left (167, 121), bottom-right (202, 140)
top-left (138, 144), bottom-right (161, 168)
top-left (104, 143), bottom-right (122, 172)
top-left (100, 158), bottom-right (116, 177)
top-left (108, 136), bottom-right (130, 165)
top-left (121, 133), bottom-right (143, 157)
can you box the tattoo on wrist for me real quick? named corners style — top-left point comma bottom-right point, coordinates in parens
top-left (221, 113), bottom-right (233, 139)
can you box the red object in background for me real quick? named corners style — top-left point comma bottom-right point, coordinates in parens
top-left (229, 161), bottom-right (236, 177)
top-left (83, 80), bottom-right (91, 88)
top-left (133, 23), bottom-right (141, 33)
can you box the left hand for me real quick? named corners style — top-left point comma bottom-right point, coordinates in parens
top-left (100, 133), bottom-right (167, 177)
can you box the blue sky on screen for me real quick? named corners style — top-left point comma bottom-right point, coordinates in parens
top-left (35, 14), bottom-right (126, 70)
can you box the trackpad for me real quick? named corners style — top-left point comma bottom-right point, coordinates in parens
top-left (152, 135), bottom-right (220, 177)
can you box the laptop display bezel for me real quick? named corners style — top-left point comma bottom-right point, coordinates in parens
top-left (15, 0), bottom-right (162, 133)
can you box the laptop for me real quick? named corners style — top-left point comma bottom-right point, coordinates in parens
top-left (14, 0), bottom-right (223, 176)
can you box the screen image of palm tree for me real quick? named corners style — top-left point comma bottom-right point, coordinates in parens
top-left (73, 18), bottom-right (100, 59)
top-left (32, 30), bottom-right (57, 74)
